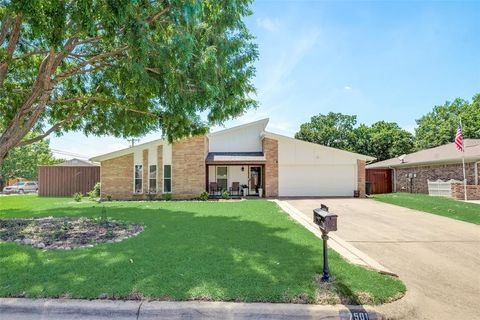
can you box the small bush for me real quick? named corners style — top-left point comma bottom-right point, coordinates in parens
top-left (106, 194), bottom-right (112, 201)
top-left (199, 191), bottom-right (209, 201)
top-left (73, 192), bottom-right (83, 202)
top-left (163, 193), bottom-right (172, 201)
top-left (221, 191), bottom-right (230, 200)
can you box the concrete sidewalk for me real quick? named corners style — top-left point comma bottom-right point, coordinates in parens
top-left (0, 298), bottom-right (385, 320)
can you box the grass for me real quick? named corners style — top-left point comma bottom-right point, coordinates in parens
top-left (373, 193), bottom-right (480, 225)
top-left (0, 196), bottom-right (405, 304)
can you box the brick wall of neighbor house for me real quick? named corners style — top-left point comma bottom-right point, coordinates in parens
top-left (451, 183), bottom-right (480, 200)
top-left (100, 153), bottom-right (133, 200)
top-left (357, 160), bottom-right (366, 197)
top-left (263, 138), bottom-right (278, 197)
top-left (157, 145), bottom-right (163, 196)
top-left (395, 162), bottom-right (476, 194)
top-left (172, 135), bottom-right (207, 199)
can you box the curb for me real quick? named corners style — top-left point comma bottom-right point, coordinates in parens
top-left (0, 298), bottom-right (387, 320)
top-left (272, 199), bottom-right (396, 276)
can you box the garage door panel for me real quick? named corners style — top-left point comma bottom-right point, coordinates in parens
top-left (279, 164), bottom-right (355, 196)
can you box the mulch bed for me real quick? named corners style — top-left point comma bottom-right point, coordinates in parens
top-left (0, 217), bottom-right (144, 250)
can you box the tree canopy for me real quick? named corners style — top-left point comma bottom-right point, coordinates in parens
top-left (415, 94), bottom-right (480, 149)
top-left (295, 113), bottom-right (415, 161)
top-left (0, 0), bottom-right (258, 165)
top-left (0, 135), bottom-right (60, 188)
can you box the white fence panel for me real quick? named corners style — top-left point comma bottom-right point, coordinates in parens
top-left (427, 179), bottom-right (462, 197)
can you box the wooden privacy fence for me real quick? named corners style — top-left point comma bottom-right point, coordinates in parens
top-left (366, 169), bottom-right (393, 194)
top-left (38, 166), bottom-right (100, 197)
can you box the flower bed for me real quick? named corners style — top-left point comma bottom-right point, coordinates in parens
top-left (0, 217), bottom-right (143, 250)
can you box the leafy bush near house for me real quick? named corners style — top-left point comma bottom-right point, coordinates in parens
top-left (73, 192), bottom-right (82, 202)
top-left (88, 183), bottom-right (101, 200)
top-left (106, 194), bottom-right (112, 201)
top-left (163, 193), bottom-right (172, 201)
top-left (221, 191), bottom-right (230, 200)
top-left (199, 191), bottom-right (209, 201)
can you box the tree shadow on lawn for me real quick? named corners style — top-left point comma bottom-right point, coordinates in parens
top-left (0, 203), bottom-right (403, 304)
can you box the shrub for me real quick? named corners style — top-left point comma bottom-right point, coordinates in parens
top-left (92, 182), bottom-right (101, 197)
top-left (163, 193), bottom-right (172, 201)
top-left (199, 191), bottom-right (209, 201)
top-left (106, 194), bottom-right (112, 201)
top-left (73, 192), bottom-right (83, 202)
top-left (221, 191), bottom-right (230, 200)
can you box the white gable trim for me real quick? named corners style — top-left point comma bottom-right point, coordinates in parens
top-left (90, 138), bottom-right (165, 162)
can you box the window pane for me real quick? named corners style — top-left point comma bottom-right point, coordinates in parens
top-left (164, 165), bottom-right (171, 178)
top-left (217, 167), bottom-right (227, 178)
top-left (149, 165), bottom-right (157, 179)
top-left (135, 179), bottom-right (142, 193)
top-left (164, 179), bottom-right (171, 193)
top-left (135, 165), bottom-right (142, 179)
top-left (149, 179), bottom-right (157, 193)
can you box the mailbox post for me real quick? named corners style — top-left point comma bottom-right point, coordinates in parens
top-left (313, 205), bottom-right (338, 283)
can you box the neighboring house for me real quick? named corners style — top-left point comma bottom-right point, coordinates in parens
top-left (38, 159), bottom-right (100, 197)
top-left (366, 139), bottom-right (480, 196)
top-left (90, 119), bottom-right (374, 200)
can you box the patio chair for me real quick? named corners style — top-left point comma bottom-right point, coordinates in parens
top-left (209, 182), bottom-right (219, 196)
top-left (230, 182), bottom-right (240, 196)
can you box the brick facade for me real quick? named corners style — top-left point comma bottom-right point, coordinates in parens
top-left (172, 135), bottom-right (207, 199)
top-left (263, 138), bottom-right (278, 197)
top-left (157, 145), bottom-right (163, 195)
top-left (100, 153), bottom-right (133, 200)
top-left (357, 160), bottom-right (366, 197)
top-left (395, 162), bottom-right (477, 194)
top-left (451, 183), bottom-right (480, 200)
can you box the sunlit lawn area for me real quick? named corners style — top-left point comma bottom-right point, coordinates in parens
top-left (373, 193), bottom-right (480, 225)
top-left (0, 196), bottom-right (405, 304)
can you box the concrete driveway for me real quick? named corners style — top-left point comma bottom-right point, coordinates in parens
top-left (286, 198), bottom-right (480, 320)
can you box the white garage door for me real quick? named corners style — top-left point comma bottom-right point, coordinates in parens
top-left (278, 164), bottom-right (356, 197)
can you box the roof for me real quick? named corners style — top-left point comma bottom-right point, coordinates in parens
top-left (366, 139), bottom-right (480, 169)
top-left (90, 139), bottom-right (165, 162)
top-left (262, 131), bottom-right (376, 162)
top-left (206, 152), bottom-right (265, 163)
top-left (55, 158), bottom-right (99, 167)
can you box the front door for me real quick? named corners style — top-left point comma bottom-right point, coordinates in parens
top-left (249, 166), bottom-right (262, 195)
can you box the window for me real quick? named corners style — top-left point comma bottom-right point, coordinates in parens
top-left (163, 165), bottom-right (172, 193)
top-left (216, 166), bottom-right (228, 191)
top-left (149, 165), bottom-right (157, 193)
top-left (134, 165), bottom-right (143, 193)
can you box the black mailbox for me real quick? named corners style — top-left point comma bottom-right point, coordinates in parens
top-left (313, 207), bottom-right (338, 233)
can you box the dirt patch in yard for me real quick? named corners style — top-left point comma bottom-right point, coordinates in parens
top-left (0, 217), bottom-right (143, 250)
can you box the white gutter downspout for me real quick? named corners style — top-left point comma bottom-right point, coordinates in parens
top-left (475, 161), bottom-right (480, 185)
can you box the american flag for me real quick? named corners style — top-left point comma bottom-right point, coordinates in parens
top-left (455, 122), bottom-right (464, 152)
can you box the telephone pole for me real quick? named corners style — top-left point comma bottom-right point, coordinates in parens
top-left (127, 138), bottom-right (140, 147)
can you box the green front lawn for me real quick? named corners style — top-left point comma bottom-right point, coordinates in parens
top-left (373, 193), bottom-right (480, 224)
top-left (0, 196), bottom-right (404, 304)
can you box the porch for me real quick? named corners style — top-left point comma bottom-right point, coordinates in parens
top-left (205, 152), bottom-right (266, 197)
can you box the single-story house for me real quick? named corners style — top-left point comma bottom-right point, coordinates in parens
top-left (90, 119), bottom-right (374, 200)
top-left (366, 139), bottom-right (480, 198)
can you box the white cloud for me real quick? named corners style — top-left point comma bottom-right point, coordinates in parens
top-left (256, 17), bottom-right (280, 32)
top-left (344, 86), bottom-right (352, 90)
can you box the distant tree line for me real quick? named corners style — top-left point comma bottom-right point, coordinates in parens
top-left (295, 94), bottom-right (480, 162)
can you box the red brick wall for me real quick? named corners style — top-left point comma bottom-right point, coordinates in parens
top-left (263, 138), bottom-right (278, 197)
top-left (451, 183), bottom-right (480, 200)
top-left (172, 135), bottom-right (207, 199)
top-left (357, 160), bottom-right (366, 197)
top-left (100, 153), bottom-right (133, 200)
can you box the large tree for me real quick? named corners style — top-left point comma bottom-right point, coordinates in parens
top-left (294, 112), bottom-right (357, 150)
top-left (415, 94), bottom-right (480, 149)
top-left (0, 134), bottom-right (60, 188)
top-left (0, 0), bottom-right (258, 167)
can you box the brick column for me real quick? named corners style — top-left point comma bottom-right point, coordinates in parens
top-left (143, 149), bottom-right (148, 194)
top-left (263, 138), bottom-right (278, 197)
top-left (157, 145), bottom-right (163, 195)
top-left (357, 159), bottom-right (366, 198)
top-left (100, 153), bottom-right (133, 200)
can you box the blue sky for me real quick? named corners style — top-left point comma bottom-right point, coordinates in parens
top-left (50, 0), bottom-right (480, 159)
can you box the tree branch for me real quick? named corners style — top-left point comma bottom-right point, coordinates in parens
top-left (0, 12), bottom-right (13, 45)
top-left (147, 7), bottom-right (171, 25)
top-left (16, 115), bottom-right (75, 147)
top-left (0, 13), bottom-right (23, 86)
